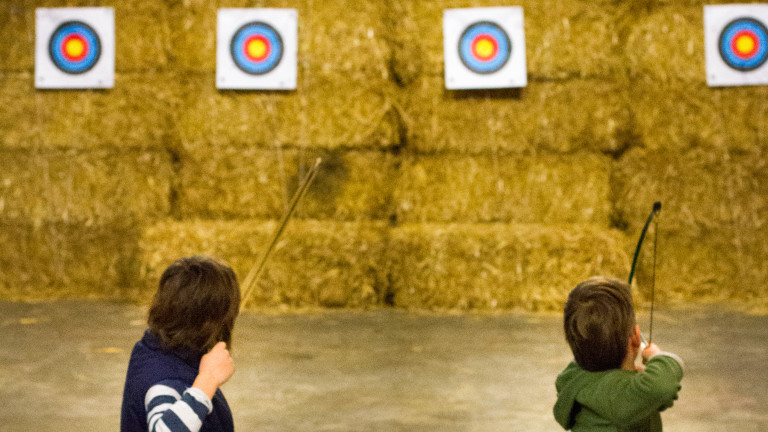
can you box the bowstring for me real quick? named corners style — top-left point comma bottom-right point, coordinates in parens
top-left (649, 217), bottom-right (658, 343)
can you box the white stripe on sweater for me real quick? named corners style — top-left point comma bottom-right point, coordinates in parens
top-left (144, 384), bottom-right (209, 432)
top-left (145, 384), bottom-right (181, 408)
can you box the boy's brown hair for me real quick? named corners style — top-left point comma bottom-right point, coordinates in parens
top-left (563, 277), bottom-right (635, 372)
top-left (148, 256), bottom-right (240, 355)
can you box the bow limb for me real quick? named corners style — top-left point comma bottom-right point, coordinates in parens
top-left (628, 201), bottom-right (661, 285)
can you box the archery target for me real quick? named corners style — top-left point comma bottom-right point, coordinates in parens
top-left (444, 7), bottom-right (527, 89)
top-left (458, 22), bottom-right (511, 74)
top-left (49, 21), bottom-right (101, 74)
top-left (36, 8), bottom-right (114, 89)
top-left (217, 9), bottom-right (297, 90)
top-left (230, 22), bottom-right (283, 75)
top-left (704, 5), bottom-right (768, 87)
top-left (719, 18), bottom-right (767, 71)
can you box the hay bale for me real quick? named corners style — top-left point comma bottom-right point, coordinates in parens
top-left (0, 147), bottom-right (173, 223)
top-left (0, 3), bottom-right (33, 71)
top-left (630, 83), bottom-right (768, 153)
top-left (2, 0), bottom-right (170, 72)
top-left (179, 147), bottom-right (397, 221)
top-left (387, 0), bottom-right (624, 83)
top-left (628, 227), bottom-right (768, 306)
top-left (394, 153), bottom-right (611, 225)
top-left (614, 148), bottom-right (768, 303)
top-left (0, 73), bottom-right (177, 149)
top-left (404, 78), bottom-right (630, 154)
top-left (625, 7), bottom-right (704, 84)
top-left (167, 0), bottom-right (388, 74)
top-left (0, 220), bottom-right (141, 300)
top-left (177, 74), bottom-right (398, 149)
top-left (115, 3), bottom-right (172, 72)
top-left (387, 222), bottom-right (630, 311)
top-left (0, 75), bottom-right (40, 147)
top-left (167, 1), bottom-right (397, 149)
top-left (140, 219), bottom-right (388, 308)
top-left (614, 148), bottom-right (768, 234)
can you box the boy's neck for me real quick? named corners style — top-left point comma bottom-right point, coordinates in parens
top-left (621, 343), bottom-right (640, 371)
top-left (620, 354), bottom-right (636, 371)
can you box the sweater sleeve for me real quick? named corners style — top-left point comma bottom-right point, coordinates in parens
top-left (598, 353), bottom-right (685, 426)
top-left (144, 381), bottom-right (213, 432)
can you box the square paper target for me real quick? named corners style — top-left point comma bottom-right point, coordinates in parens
top-left (35, 7), bottom-right (115, 89)
top-left (217, 8), bottom-right (298, 90)
top-left (704, 4), bottom-right (768, 87)
top-left (443, 7), bottom-right (527, 89)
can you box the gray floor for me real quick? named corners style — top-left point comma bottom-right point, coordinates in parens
top-left (1, 300), bottom-right (766, 431)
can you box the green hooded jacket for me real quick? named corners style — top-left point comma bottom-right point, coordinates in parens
top-left (553, 354), bottom-right (684, 432)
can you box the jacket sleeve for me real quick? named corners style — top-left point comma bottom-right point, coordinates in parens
top-left (597, 354), bottom-right (685, 426)
top-left (144, 380), bottom-right (213, 432)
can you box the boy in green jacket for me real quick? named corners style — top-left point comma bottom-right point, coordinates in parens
top-left (553, 277), bottom-right (684, 432)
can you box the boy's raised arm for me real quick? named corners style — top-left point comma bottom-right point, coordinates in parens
top-left (144, 343), bottom-right (235, 432)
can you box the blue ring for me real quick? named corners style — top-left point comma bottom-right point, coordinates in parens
top-left (458, 21), bottom-right (511, 74)
top-left (718, 18), bottom-right (768, 71)
top-left (230, 22), bottom-right (283, 75)
top-left (48, 21), bottom-right (101, 74)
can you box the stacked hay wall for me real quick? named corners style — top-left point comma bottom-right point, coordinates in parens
top-left (1, 0), bottom-right (765, 310)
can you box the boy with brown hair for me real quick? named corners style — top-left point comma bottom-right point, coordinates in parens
top-left (553, 277), bottom-right (684, 432)
top-left (121, 256), bottom-right (241, 432)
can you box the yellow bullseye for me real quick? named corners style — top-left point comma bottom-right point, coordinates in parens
top-left (735, 34), bottom-right (756, 55)
top-left (65, 38), bottom-right (85, 58)
top-left (247, 39), bottom-right (267, 59)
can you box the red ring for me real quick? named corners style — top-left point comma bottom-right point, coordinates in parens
top-left (61, 34), bottom-right (88, 62)
top-left (731, 30), bottom-right (759, 59)
top-left (471, 34), bottom-right (499, 61)
top-left (243, 35), bottom-right (271, 62)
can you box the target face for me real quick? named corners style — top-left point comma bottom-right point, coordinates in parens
top-left (49, 21), bottom-right (101, 74)
top-left (458, 21), bottom-right (511, 74)
top-left (230, 22), bottom-right (284, 75)
top-left (217, 9), bottom-right (298, 90)
top-left (718, 18), bottom-right (768, 71)
top-left (444, 7), bottom-right (526, 89)
top-left (704, 5), bottom-right (768, 87)
top-left (35, 8), bottom-right (114, 89)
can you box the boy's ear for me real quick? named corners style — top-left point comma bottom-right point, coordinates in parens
top-left (629, 325), bottom-right (641, 348)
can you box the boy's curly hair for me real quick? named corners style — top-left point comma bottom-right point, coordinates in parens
top-left (149, 256), bottom-right (240, 355)
top-left (564, 277), bottom-right (635, 371)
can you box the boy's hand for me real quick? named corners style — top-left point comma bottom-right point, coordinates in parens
top-left (193, 342), bottom-right (235, 399)
top-left (641, 342), bottom-right (661, 364)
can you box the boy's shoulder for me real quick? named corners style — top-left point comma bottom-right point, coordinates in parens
top-left (554, 356), bottom-right (684, 431)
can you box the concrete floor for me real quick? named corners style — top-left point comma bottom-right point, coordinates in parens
top-left (0, 300), bottom-right (766, 431)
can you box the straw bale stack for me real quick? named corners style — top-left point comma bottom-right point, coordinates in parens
top-left (0, 74), bottom-right (177, 149)
top-left (140, 219), bottom-right (388, 308)
top-left (614, 148), bottom-right (768, 301)
top-left (625, 6), bottom-right (704, 84)
top-left (387, 0), bottom-right (624, 82)
top-left (0, 147), bottom-right (172, 223)
top-left (394, 153), bottom-right (611, 225)
top-left (387, 222), bottom-right (630, 311)
top-left (179, 148), bottom-right (396, 220)
top-left (403, 78), bottom-right (630, 155)
top-left (630, 83), bottom-right (768, 153)
top-left (0, 220), bottom-right (141, 300)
